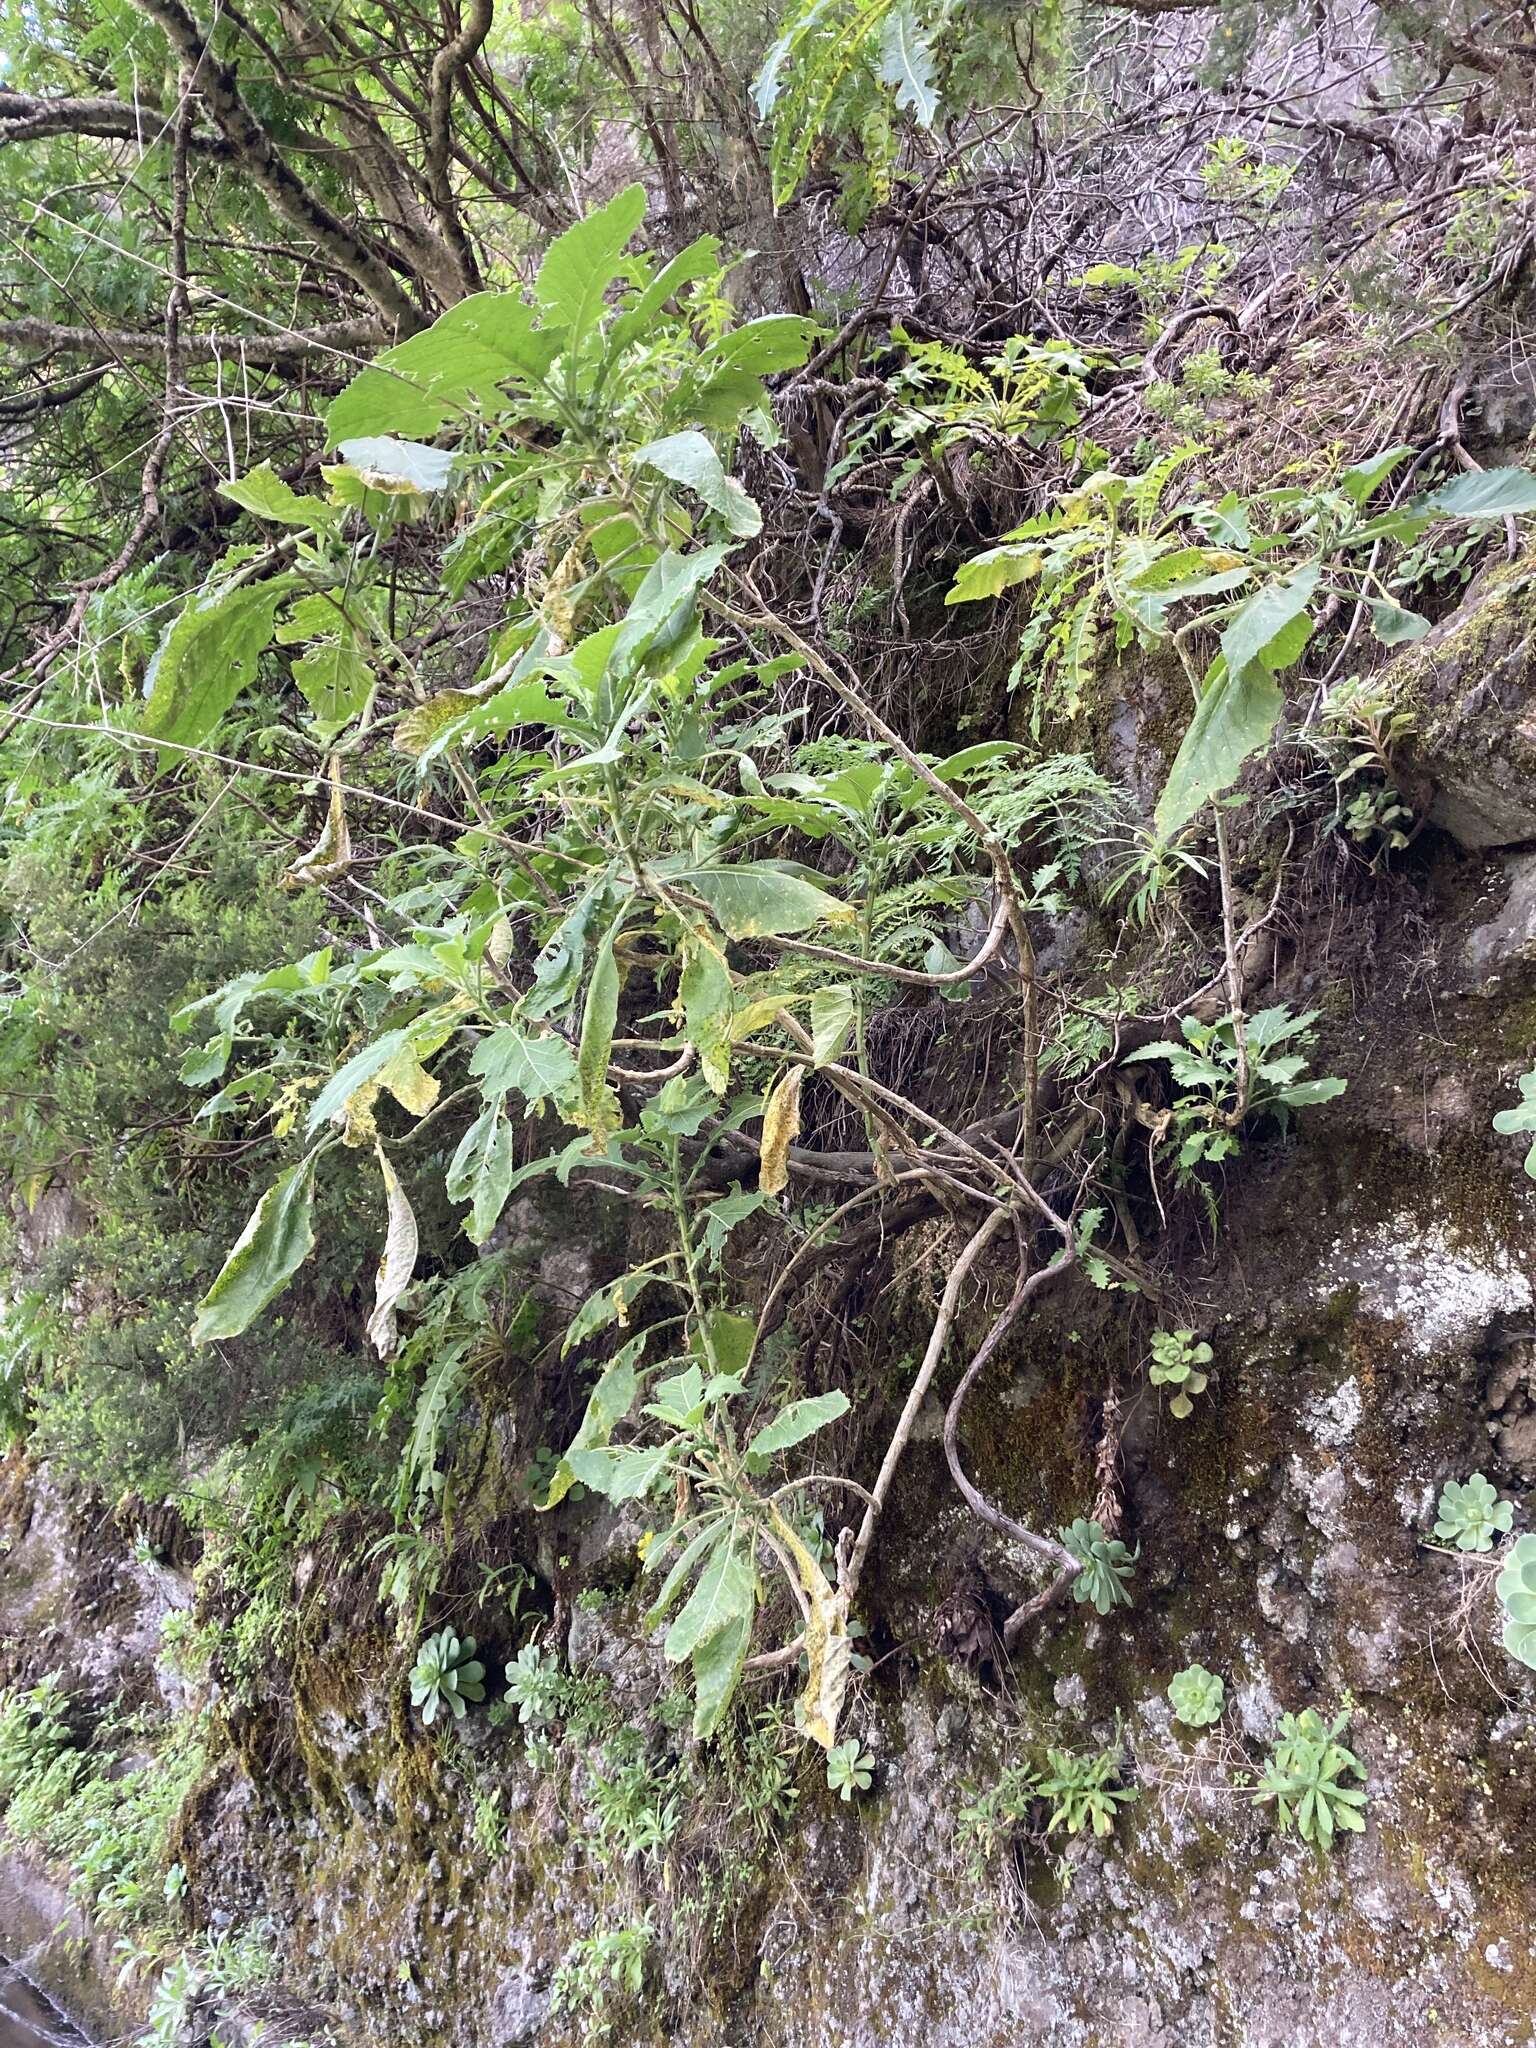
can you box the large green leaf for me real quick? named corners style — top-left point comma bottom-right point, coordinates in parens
top-left (664, 1531), bottom-right (755, 1663)
top-left (1339, 445), bottom-right (1414, 506)
top-left (690, 1605), bottom-right (752, 1739)
top-left (809, 984), bottom-right (855, 1066)
top-left (1219, 563), bottom-right (1319, 677)
top-left (611, 546), bottom-right (731, 672)
top-left (141, 575), bottom-right (295, 750)
top-left (218, 464), bottom-right (339, 531)
top-left (540, 1342), bottom-right (642, 1509)
top-left (747, 1388), bottom-right (850, 1460)
top-left (1366, 600), bottom-right (1431, 647)
top-left (444, 1102), bottom-right (517, 1244)
top-left (695, 316), bottom-right (818, 379)
top-left (469, 1027), bottom-right (578, 1106)
top-left (192, 1150), bottom-right (321, 1342)
top-left (673, 862), bottom-right (853, 937)
top-left (535, 183), bottom-right (647, 351)
top-left (679, 930), bottom-right (734, 1092)
top-left (878, 0), bottom-right (938, 124)
top-left (564, 1442), bottom-right (672, 1501)
top-left (576, 922), bottom-right (622, 1142)
top-left (325, 293), bottom-right (564, 444)
top-left (945, 543), bottom-right (1043, 605)
top-left (1156, 657), bottom-right (1285, 839)
top-left (609, 237), bottom-right (722, 350)
top-left (632, 431), bottom-right (762, 538)
top-left (1423, 467), bottom-right (1536, 519)
top-left (291, 643), bottom-right (374, 742)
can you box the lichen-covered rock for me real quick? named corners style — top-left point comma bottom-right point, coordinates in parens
top-left (1397, 545), bottom-right (1536, 847)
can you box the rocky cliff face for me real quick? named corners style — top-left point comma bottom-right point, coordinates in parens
top-left (4, 577), bottom-right (1536, 2048)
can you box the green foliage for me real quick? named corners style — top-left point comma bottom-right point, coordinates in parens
top-left (1148, 1330), bottom-right (1213, 1419)
top-left (0, 802), bottom-right (379, 1494)
top-left (1037, 1746), bottom-right (1137, 1838)
top-left (409, 1629), bottom-right (489, 1726)
top-left (1059, 1518), bottom-right (1137, 1615)
top-left (825, 1738), bottom-right (875, 1801)
top-left (1123, 1005), bottom-right (1345, 1179)
top-left (1167, 1664), bottom-right (1225, 1728)
top-left (1496, 1533), bottom-right (1536, 1669)
top-left (0, 1673), bottom-right (71, 1799)
top-left (947, 449), bottom-right (1536, 834)
top-left (0, 1676), bottom-right (207, 1940)
top-left (753, 0), bottom-right (942, 209)
top-left (583, 1730), bottom-right (683, 1862)
top-left (1254, 1708), bottom-right (1367, 1849)
top-left (1492, 1071), bottom-right (1536, 1177)
top-left (1312, 676), bottom-right (1416, 859)
top-left (960, 1741), bottom-right (1134, 1865)
top-left (551, 1917), bottom-right (654, 2043)
top-left (1430, 1473), bottom-right (1514, 1553)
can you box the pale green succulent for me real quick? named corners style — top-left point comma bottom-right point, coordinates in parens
top-left (826, 1739), bottom-right (874, 1802)
top-left (504, 1641), bottom-right (564, 1727)
top-left (1060, 1518), bottom-right (1137, 1614)
top-left (409, 1628), bottom-right (488, 1726)
top-left (1167, 1663), bottom-right (1225, 1727)
top-left (1148, 1329), bottom-right (1213, 1419)
top-left (1496, 1533), bottom-right (1536, 1670)
top-left (1431, 1473), bottom-right (1513, 1553)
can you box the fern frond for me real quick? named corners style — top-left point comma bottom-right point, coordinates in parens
top-left (1127, 443), bottom-right (1204, 531)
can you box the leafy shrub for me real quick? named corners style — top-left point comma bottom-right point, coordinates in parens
top-left (1123, 1006), bottom-right (1346, 1178)
top-left (1060, 1518), bottom-right (1137, 1614)
top-left (1496, 1533), bottom-right (1536, 1669)
top-left (1167, 1664), bottom-right (1225, 1727)
top-left (1254, 1709), bottom-right (1367, 1849)
top-left (408, 1629), bottom-right (488, 1726)
top-left (0, 1676), bottom-right (206, 1939)
top-left (1431, 1473), bottom-right (1514, 1553)
top-left (551, 1918), bottom-right (653, 2041)
top-left (0, 1673), bottom-right (70, 1797)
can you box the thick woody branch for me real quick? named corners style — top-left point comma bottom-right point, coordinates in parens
top-left (842, 1205), bottom-right (1013, 1600)
top-left (942, 1250), bottom-right (1079, 1576)
top-left (427, 0), bottom-right (493, 295)
top-left (0, 316), bottom-right (383, 365)
top-left (126, 0), bottom-right (426, 335)
top-left (0, 365), bottom-right (111, 418)
top-left (0, 89), bottom-right (230, 153)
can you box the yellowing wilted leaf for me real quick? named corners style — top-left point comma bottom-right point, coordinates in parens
top-left (759, 1065), bottom-right (802, 1196)
top-left (367, 1142), bottom-right (419, 1357)
top-left (377, 1045), bottom-right (440, 1118)
top-left (771, 1509), bottom-right (850, 1751)
top-left (394, 691), bottom-right (480, 758)
top-left (283, 758), bottom-right (352, 888)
